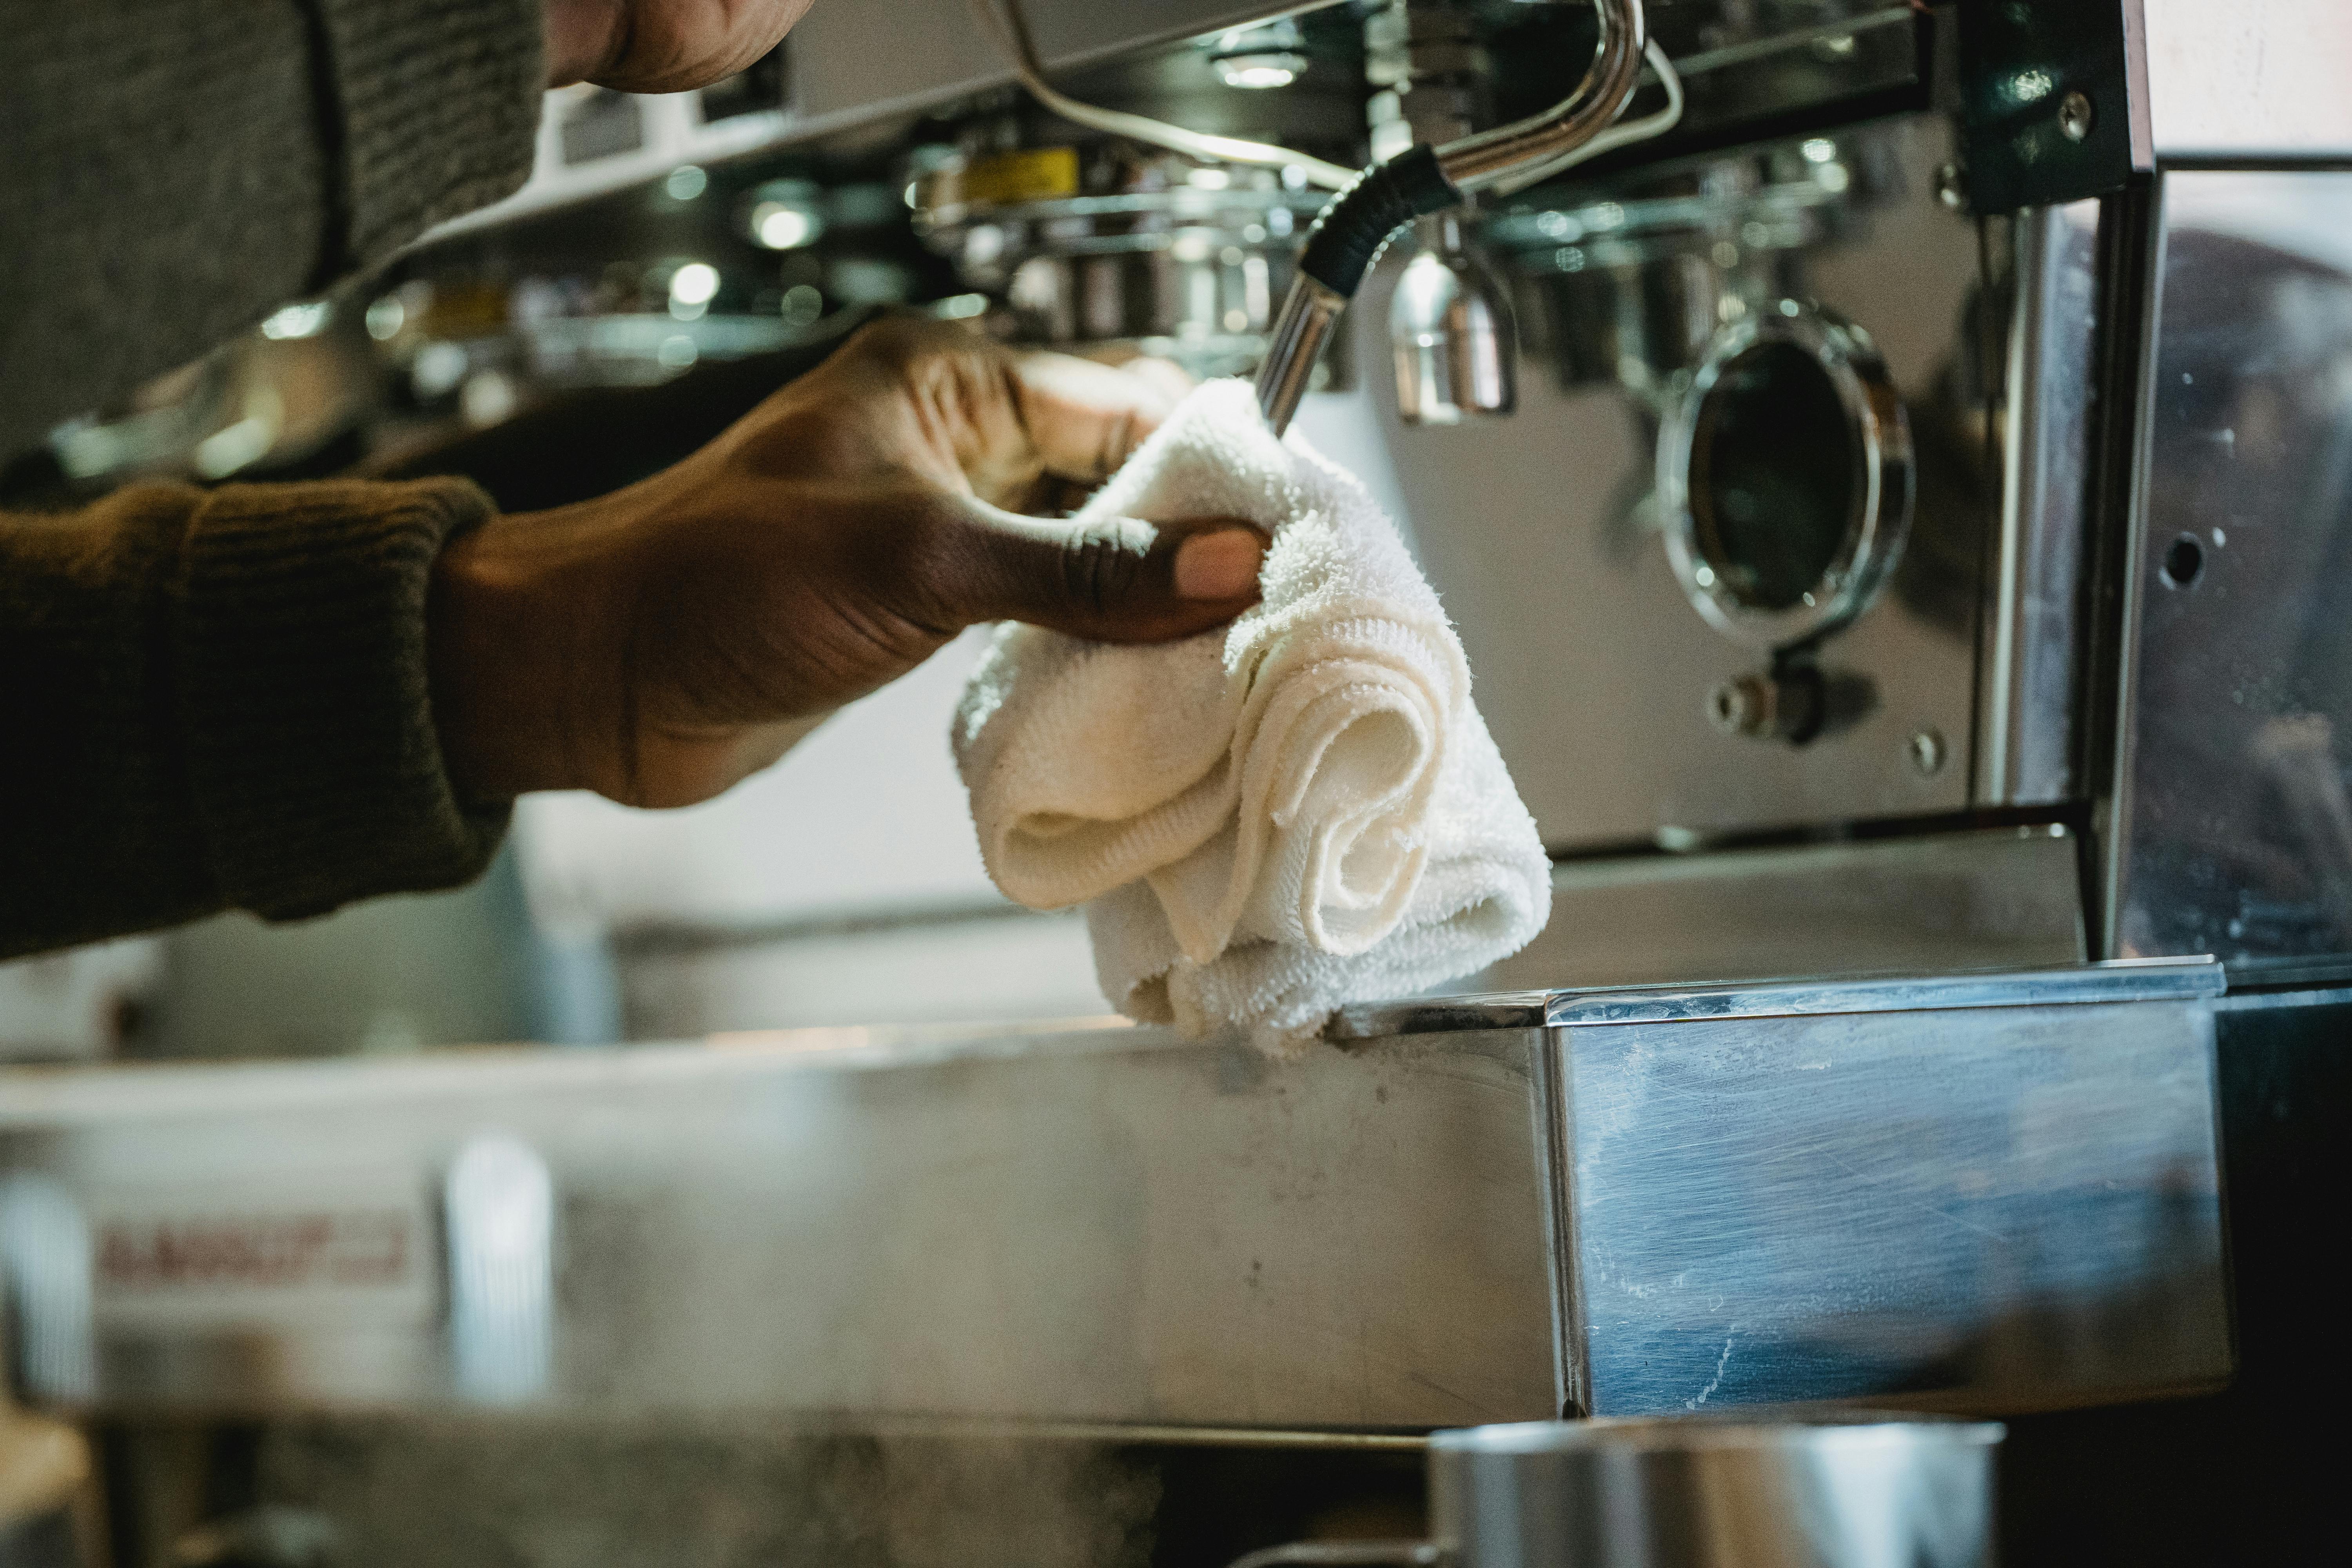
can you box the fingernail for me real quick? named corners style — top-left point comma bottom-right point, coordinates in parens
top-left (1174, 529), bottom-right (1264, 601)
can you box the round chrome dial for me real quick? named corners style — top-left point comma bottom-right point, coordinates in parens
top-left (1659, 300), bottom-right (1914, 649)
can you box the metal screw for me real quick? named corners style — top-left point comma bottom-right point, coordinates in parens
top-left (1709, 677), bottom-right (1766, 736)
top-left (2058, 91), bottom-right (2094, 142)
top-left (1934, 162), bottom-right (1967, 212)
top-left (1909, 728), bottom-right (1947, 776)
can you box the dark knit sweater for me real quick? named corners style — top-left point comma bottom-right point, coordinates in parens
top-left (0, 0), bottom-right (545, 957)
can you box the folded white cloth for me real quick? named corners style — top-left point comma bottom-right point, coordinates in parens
top-left (951, 379), bottom-right (1551, 1051)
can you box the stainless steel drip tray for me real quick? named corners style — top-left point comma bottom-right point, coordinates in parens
top-left (0, 962), bottom-right (2227, 1429)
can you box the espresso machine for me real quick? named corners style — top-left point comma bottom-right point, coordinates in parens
top-left (6, 2), bottom-right (2350, 1563)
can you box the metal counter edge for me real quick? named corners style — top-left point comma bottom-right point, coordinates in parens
top-left (1330, 955), bottom-right (2223, 1038)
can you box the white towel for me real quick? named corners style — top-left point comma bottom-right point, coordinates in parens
top-left (951, 379), bottom-right (1551, 1052)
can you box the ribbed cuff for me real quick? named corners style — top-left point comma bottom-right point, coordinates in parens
top-left (174, 478), bottom-right (511, 921)
top-left (314, 0), bottom-right (544, 267)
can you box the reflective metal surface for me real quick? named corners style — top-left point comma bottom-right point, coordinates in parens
top-left (1423, 1415), bottom-right (1999, 1568)
top-left (1257, 0), bottom-right (1648, 432)
top-left (1258, 276), bottom-right (1347, 436)
top-left (0, 1179), bottom-right (93, 1406)
top-left (1392, 215), bottom-right (1517, 426)
top-left (3, 967), bottom-right (2227, 1426)
top-left (1484, 95), bottom-right (1909, 404)
top-left (1231, 1411), bottom-right (1998, 1568)
top-left (1487, 828), bottom-right (2085, 994)
top-left (449, 0), bottom-right (1317, 226)
top-left (913, 147), bottom-right (1323, 379)
top-left (1430, 0), bottom-right (1646, 197)
top-left (904, 11), bottom-right (1368, 382)
top-left (443, 1135), bottom-right (555, 1406)
top-left (0, 1023), bottom-right (1562, 1426)
top-left (786, 0), bottom-right (1308, 144)
top-left (1594, 950), bottom-right (2216, 1022)
top-left (1334, 955), bottom-right (2217, 1037)
top-left (1659, 300), bottom-right (1913, 649)
top-left (1555, 982), bottom-right (2226, 1415)
top-left (1394, 112), bottom-right (1987, 847)
top-left (2112, 170), bottom-right (2352, 975)
top-left (1231, 1545), bottom-right (1437, 1568)
top-left (1978, 200), bottom-right (2100, 808)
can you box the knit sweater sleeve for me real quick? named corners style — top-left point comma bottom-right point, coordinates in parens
top-left (0, 0), bottom-right (545, 459)
top-left (0, 479), bottom-right (511, 958)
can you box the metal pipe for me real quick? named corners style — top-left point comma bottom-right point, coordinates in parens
top-left (1432, 0), bottom-right (1647, 194)
top-left (1255, 0), bottom-right (1648, 433)
top-left (1256, 276), bottom-right (1348, 437)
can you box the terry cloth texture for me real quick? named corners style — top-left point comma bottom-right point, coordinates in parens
top-left (953, 379), bottom-right (1551, 1052)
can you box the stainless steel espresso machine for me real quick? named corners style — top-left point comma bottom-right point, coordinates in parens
top-left (7, 2), bottom-right (2352, 1564)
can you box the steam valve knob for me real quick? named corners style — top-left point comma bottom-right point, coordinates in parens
top-left (1709, 671), bottom-right (1816, 742)
top-left (1708, 663), bottom-right (1875, 745)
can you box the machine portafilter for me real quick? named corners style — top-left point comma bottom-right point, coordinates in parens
top-left (1253, 0), bottom-right (1649, 436)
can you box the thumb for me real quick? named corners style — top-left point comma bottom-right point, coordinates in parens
top-left (927, 500), bottom-right (1266, 643)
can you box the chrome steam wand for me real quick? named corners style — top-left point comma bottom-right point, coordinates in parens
top-left (1253, 0), bottom-right (1650, 436)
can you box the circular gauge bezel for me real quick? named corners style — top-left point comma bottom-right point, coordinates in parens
top-left (1659, 300), bottom-right (1915, 649)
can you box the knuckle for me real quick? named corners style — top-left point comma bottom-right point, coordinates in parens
top-left (955, 350), bottom-right (1011, 422)
top-left (1057, 525), bottom-right (1147, 618)
top-left (846, 313), bottom-right (938, 374)
top-left (851, 316), bottom-right (1018, 432)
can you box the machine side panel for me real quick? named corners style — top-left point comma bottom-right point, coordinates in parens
top-left (2113, 170), bottom-right (2352, 975)
top-left (1, 1027), bottom-right (1561, 1429)
top-left (1560, 997), bottom-right (2228, 1414)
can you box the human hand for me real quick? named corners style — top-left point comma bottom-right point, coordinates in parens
top-left (543, 0), bottom-right (817, 93)
top-left (428, 317), bottom-right (1264, 809)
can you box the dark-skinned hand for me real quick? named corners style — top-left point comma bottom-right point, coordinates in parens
top-left (428, 317), bottom-right (1265, 809)
top-left (542, 0), bottom-right (818, 92)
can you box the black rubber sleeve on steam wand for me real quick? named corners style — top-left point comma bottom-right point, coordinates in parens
top-left (1296, 143), bottom-right (1465, 300)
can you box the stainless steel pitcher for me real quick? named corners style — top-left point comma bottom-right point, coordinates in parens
top-left (1231, 1413), bottom-right (2002, 1568)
